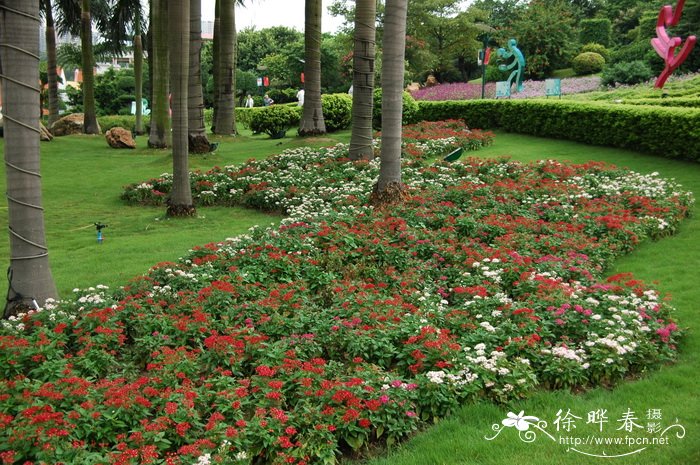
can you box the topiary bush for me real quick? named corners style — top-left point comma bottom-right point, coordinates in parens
top-left (320, 93), bottom-right (353, 131)
top-left (601, 61), bottom-right (655, 87)
top-left (572, 52), bottom-right (606, 76)
top-left (581, 43), bottom-right (610, 62)
top-left (372, 89), bottom-right (419, 130)
top-left (249, 104), bottom-right (301, 138)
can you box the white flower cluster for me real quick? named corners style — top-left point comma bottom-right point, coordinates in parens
top-left (425, 369), bottom-right (478, 386)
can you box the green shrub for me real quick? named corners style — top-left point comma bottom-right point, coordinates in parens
top-left (484, 64), bottom-right (510, 82)
top-left (581, 43), bottom-right (610, 62)
top-left (97, 115), bottom-right (143, 132)
top-left (572, 52), bottom-right (606, 76)
top-left (579, 18), bottom-right (612, 47)
top-left (268, 88), bottom-right (299, 104)
top-left (320, 93), bottom-right (352, 131)
top-left (249, 104), bottom-right (301, 137)
top-left (372, 89), bottom-right (419, 130)
top-left (416, 99), bottom-right (700, 160)
top-left (601, 61), bottom-right (654, 87)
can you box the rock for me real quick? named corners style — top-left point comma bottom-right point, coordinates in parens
top-left (50, 113), bottom-right (101, 136)
top-left (425, 75), bottom-right (438, 87)
top-left (105, 127), bottom-right (136, 149)
top-left (405, 82), bottom-right (421, 93)
top-left (40, 123), bottom-right (53, 142)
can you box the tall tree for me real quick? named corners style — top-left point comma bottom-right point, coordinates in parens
top-left (148, 0), bottom-right (171, 148)
top-left (213, 0), bottom-right (236, 135)
top-left (106, 0), bottom-right (146, 134)
top-left (211, 0), bottom-right (220, 129)
top-left (299, 0), bottom-right (326, 136)
top-left (188, 0), bottom-right (211, 152)
top-left (1, 0), bottom-right (58, 318)
top-left (349, 0), bottom-right (376, 160)
top-left (54, 0), bottom-right (108, 134)
top-left (42, 0), bottom-right (61, 125)
top-left (167, 0), bottom-right (196, 216)
top-left (79, 0), bottom-right (99, 133)
top-left (372, 0), bottom-right (408, 205)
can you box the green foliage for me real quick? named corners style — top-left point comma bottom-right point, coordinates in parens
top-left (321, 93), bottom-right (353, 131)
top-left (572, 52), bottom-right (606, 75)
top-left (416, 99), bottom-right (700, 160)
top-left (484, 64), bottom-right (511, 82)
top-left (601, 60), bottom-right (655, 87)
top-left (581, 42), bottom-right (610, 62)
top-left (579, 18), bottom-right (612, 47)
top-left (505, 0), bottom-right (577, 79)
top-left (248, 104), bottom-right (301, 138)
top-left (373, 89), bottom-right (420, 130)
top-left (268, 88), bottom-right (299, 105)
top-left (97, 115), bottom-right (145, 132)
top-left (94, 68), bottom-right (139, 116)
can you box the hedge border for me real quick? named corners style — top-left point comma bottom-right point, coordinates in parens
top-left (417, 100), bottom-right (700, 161)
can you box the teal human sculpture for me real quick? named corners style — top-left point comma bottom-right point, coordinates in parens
top-left (497, 38), bottom-right (526, 93)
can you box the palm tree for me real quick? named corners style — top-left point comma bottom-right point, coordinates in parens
top-left (349, 0), bottom-right (377, 161)
top-left (371, 0), bottom-right (408, 205)
top-left (148, 0), bottom-right (171, 148)
top-left (41, 0), bottom-right (61, 125)
top-left (167, 0), bottom-right (196, 217)
top-left (188, 0), bottom-right (211, 152)
top-left (211, 0), bottom-right (220, 129)
top-left (79, 0), bottom-right (100, 134)
top-left (299, 0), bottom-right (326, 136)
top-left (54, 0), bottom-right (107, 134)
top-left (213, 0), bottom-right (236, 135)
top-left (1, 0), bottom-right (58, 318)
top-left (106, 0), bottom-right (146, 135)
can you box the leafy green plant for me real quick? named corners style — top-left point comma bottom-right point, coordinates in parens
top-left (601, 60), bottom-right (655, 87)
top-left (249, 104), bottom-right (301, 138)
top-left (572, 52), bottom-right (606, 76)
top-left (580, 42), bottom-right (610, 62)
top-left (321, 93), bottom-right (353, 132)
top-left (579, 18), bottom-right (612, 47)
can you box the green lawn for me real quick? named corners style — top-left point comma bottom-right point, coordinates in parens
top-left (1, 129), bottom-right (698, 464)
top-left (0, 129), bottom-right (350, 298)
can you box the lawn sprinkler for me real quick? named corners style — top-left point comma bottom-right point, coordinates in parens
top-left (95, 223), bottom-right (108, 243)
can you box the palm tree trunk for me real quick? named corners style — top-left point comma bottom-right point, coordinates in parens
top-left (299, 0), bottom-right (326, 136)
top-left (148, 0), bottom-right (171, 148)
top-left (80, 0), bottom-right (99, 134)
top-left (349, 0), bottom-right (376, 161)
top-left (372, 0), bottom-right (408, 204)
top-left (134, 15), bottom-right (144, 135)
top-left (211, 0), bottom-right (220, 130)
top-left (213, 0), bottom-right (236, 135)
top-left (1, 0), bottom-right (58, 317)
top-left (167, 0), bottom-right (195, 216)
top-left (44, 0), bottom-right (61, 125)
top-left (188, 0), bottom-right (211, 151)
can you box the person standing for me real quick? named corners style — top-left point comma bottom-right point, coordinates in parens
top-left (245, 94), bottom-right (254, 108)
top-left (263, 94), bottom-right (274, 106)
top-left (296, 88), bottom-right (305, 106)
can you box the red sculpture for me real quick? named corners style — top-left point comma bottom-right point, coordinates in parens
top-left (651, 0), bottom-right (696, 89)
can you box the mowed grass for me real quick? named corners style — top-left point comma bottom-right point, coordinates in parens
top-left (0, 129), bottom-right (350, 297)
top-left (1, 128), bottom-right (699, 464)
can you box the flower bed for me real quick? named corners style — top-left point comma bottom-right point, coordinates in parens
top-left (1, 147), bottom-right (693, 464)
top-left (411, 76), bottom-right (602, 101)
top-left (121, 120), bottom-right (495, 214)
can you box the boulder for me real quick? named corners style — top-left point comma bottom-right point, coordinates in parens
top-left (424, 74), bottom-right (438, 87)
top-left (50, 113), bottom-right (100, 136)
top-left (405, 82), bottom-right (421, 93)
top-left (40, 123), bottom-right (53, 142)
top-left (105, 127), bottom-right (136, 149)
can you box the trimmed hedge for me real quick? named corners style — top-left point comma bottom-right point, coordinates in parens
top-left (417, 99), bottom-right (700, 160)
top-left (617, 98), bottom-right (700, 108)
